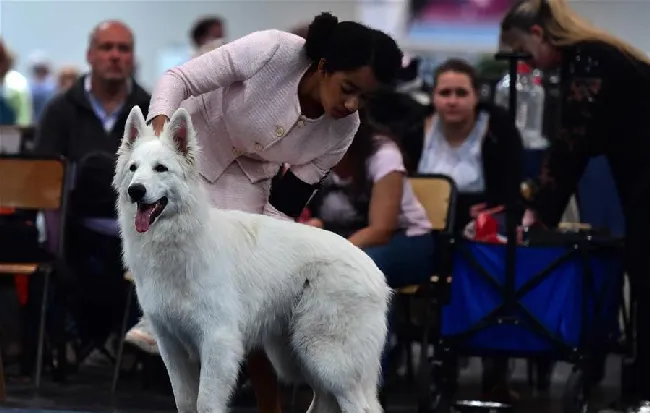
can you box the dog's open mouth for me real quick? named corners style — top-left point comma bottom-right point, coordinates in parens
top-left (135, 197), bottom-right (168, 233)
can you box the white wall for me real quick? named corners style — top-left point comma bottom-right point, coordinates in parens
top-left (356, 0), bottom-right (650, 55)
top-left (2, 0), bottom-right (648, 89)
top-left (571, 0), bottom-right (650, 55)
top-left (1, 0), bottom-right (357, 89)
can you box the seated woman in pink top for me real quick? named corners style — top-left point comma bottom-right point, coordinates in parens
top-left (305, 116), bottom-right (434, 382)
top-left (306, 122), bottom-right (433, 269)
top-left (125, 12), bottom-right (403, 413)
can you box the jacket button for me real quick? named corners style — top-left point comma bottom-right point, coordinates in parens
top-left (275, 126), bottom-right (285, 137)
top-left (232, 147), bottom-right (240, 156)
top-left (297, 120), bottom-right (306, 128)
top-left (254, 142), bottom-right (263, 151)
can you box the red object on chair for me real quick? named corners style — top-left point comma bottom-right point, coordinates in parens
top-left (297, 208), bottom-right (312, 223)
top-left (14, 274), bottom-right (29, 306)
top-left (474, 212), bottom-right (503, 244)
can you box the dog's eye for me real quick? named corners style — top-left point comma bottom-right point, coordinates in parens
top-left (154, 164), bottom-right (168, 173)
top-left (129, 164), bottom-right (137, 172)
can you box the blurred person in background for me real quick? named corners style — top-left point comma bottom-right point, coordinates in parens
top-left (403, 58), bottom-right (524, 402)
top-left (408, 58), bottom-right (523, 230)
top-left (34, 20), bottom-right (150, 365)
top-left (306, 113), bottom-right (433, 281)
top-left (57, 65), bottom-right (79, 92)
top-left (28, 51), bottom-right (56, 122)
top-left (36, 20), bottom-right (150, 161)
top-left (0, 39), bottom-right (32, 126)
top-left (190, 15), bottom-right (225, 52)
top-left (181, 16), bottom-right (227, 59)
top-left (501, 0), bottom-right (650, 411)
top-left (194, 38), bottom-right (226, 58)
top-left (304, 110), bottom-right (434, 385)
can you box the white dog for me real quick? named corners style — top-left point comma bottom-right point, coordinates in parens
top-left (113, 106), bottom-right (392, 413)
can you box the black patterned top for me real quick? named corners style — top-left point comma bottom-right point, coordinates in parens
top-left (531, 41), bottom-right (650, 232)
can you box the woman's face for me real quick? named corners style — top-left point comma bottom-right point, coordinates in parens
top-left (319, 63), bottom-right (379, 120)
top-left (502, 26), bottom-right (560, 70)
top-left (433, 70), bottom-right (477, 125)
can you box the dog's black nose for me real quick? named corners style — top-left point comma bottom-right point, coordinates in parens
top-left (128, 183), bottom-right (147, 202)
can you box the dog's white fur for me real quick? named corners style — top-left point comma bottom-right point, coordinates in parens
top-left (113, 106), bottom-right (392, 413)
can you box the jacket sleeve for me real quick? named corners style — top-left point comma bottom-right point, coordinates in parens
top-left (290, 118), bottom-right (358, 185)
top-left (532, 133), bottom-right (591, 227)
top-left (530, 43), bottom-right (618, 227)
top-left (263, 116), bottom-right (359, 221)
top-left (147, 30), bottom-right (282, 122)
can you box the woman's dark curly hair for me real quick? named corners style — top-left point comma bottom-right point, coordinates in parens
top-left (303, 12), bottom-right (404, 86)
top-left (345, 112), bottom-right (383, 192)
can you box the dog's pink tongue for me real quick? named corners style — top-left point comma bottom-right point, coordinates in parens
top-left (135, 205), bottom-right (155, 233)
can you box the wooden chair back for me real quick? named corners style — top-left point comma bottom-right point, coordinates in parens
top-left (0, 156), bottom-right (66, 210)
top-left (408, 174), bottom-right (457, 232)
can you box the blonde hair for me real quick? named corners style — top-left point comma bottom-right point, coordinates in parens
top-left (502, 0), bottom-right (650, 65)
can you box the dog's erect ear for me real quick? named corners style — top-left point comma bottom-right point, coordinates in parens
top-left (122, 106), bottom-right (147, 149)
top-left (166, 108), bottom-right (195, 157)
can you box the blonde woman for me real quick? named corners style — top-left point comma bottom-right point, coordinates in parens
top-left (500, 1), bottom-right (650, 411)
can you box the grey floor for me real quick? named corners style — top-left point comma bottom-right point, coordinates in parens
top-left (0, 355), bottom-right (623, 413)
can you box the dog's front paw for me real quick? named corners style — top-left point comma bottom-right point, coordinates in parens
top-left (197, 392), bottom-right (229, 413)
top-left (176, 397), bottom-right (198, 413)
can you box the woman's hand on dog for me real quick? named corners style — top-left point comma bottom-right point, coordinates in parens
top-left (304, 218), bottom-right (324, 228)
top-left (151, 115), bottom-right (169, 136)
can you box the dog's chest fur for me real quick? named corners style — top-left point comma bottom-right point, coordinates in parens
top-left (126, 223), bottom-right (311, 353)
top-left (128, 237), bottom-right (239, 350)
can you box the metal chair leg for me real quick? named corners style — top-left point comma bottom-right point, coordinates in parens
top-left (0, 339), bottom-right (6, 401)
top-left (35, 266), bottom-right (51, 390)
top-left (112, 283), bottom-right (134, 393)
top-left (290, 385), bottom-right (297, 413)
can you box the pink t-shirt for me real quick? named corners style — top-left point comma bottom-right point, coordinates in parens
top-left (367, 141), bottom-right (432, 236)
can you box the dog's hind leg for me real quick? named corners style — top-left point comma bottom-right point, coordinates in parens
top-left (264, 334), bottom-right (304, 384)
top-left (307, 392), bottom-right (342, 413)
top-left (361, 380), bottom-right (383, 413)
top-left (289, 269), bottom-right (387, 413)
top-left (155, 327), bottom-right (200, 413)
top-left (196, 329), bottom-right (244, 413)
top-left (334, 387), bottom-right (371, 413)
